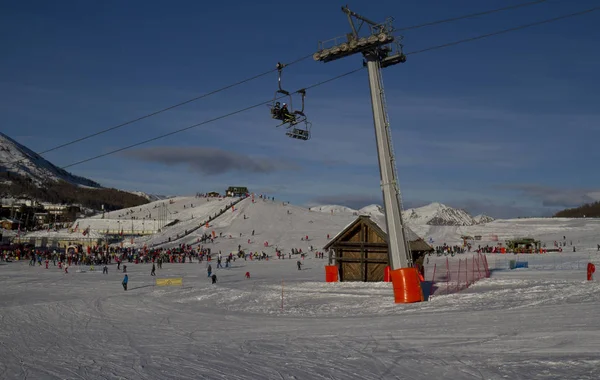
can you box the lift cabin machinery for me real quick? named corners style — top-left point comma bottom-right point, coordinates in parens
top-left (268, 63), bottom-right (312, 141)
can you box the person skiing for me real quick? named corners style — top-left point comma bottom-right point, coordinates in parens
top-left (207, 264), bottom-right (212, 277)
top-left (151, 263), bottom-right (156, 276)
top-left (122, 274), bottom-right (128, 291)
top-left (297, 260), bottom-right (302, 270)
top-left (211, 274), bottom-right (217, 284)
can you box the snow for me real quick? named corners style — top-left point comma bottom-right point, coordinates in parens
top-left (74, 196), bottom-right (240, 236)
top-left (126, 190), bottom-right (171, 202)
top-left (474, 214), bottom-right (495, 224)
top-left (1, 250), bottom-right (599, 379)
top-left (4, 199), bottom-right (600, 378)
top-left (358, 204), bottom-right (385, 216)
top-left (0, 132), bottom-right (101, 187)
top-left (309, 204), bottom-right (358, 214)
top-left (310, 202), bottom-right (486, 226)
top-left (404, 202), bottom-right (477, 226)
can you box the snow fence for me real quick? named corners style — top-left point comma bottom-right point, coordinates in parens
top-left (424, 253), bottom-right (490, 297)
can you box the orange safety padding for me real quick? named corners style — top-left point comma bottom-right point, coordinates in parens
top-left (588, 263), bottom-right (596, 281)
top-left (390, 268), bottom-right (424, 303)
top-left (325, 265), bottom-right (338, 282)
top-left (383, 266), bottom-right (391, 282)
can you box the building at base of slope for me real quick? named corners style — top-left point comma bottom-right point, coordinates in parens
top-left (323, 215), bottom-right (433, 282)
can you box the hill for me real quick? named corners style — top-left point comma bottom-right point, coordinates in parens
top-left (0, 132), bottom-right (100, 187)
top-left (0, 133), bottom-right (149, 211)
top-left (554, 201), bottom-right (600, 218)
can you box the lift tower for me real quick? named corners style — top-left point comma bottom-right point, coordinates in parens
top-left (313, 6), bottom-right (412, 270)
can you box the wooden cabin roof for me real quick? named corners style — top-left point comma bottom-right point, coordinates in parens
top-left (323, 215), bottom-right (432, 251)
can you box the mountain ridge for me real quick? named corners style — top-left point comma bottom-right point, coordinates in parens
top-left (0, 132), bottom-right (101, 188)
top-left (311, 202), bottom-right (495, 226)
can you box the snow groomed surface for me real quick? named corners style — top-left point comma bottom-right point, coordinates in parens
top-left (1, 250), bottom-right (599, 379)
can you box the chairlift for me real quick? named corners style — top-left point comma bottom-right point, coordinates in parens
top-left (269, 62), bottom-right (293, 122)
top-left (267, 63), bottom-right (313, 141)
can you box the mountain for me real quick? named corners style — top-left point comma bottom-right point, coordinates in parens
top-left (312, 202), bottom-right (490, 226)
top-left (554, 201), bottom-right (600, 218)
top-left (403, 202), bottom-right (477, 226)
top-left (127, 191), bottom-right (171, 202)
top-left (0, 132), bottom-right (101, 187)
top-left (473, 214), bottom-right (495, 224)
top-left (0, 133), bottom-right (149, 214)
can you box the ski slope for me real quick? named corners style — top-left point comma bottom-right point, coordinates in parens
top-left (73, 196), bottom-right (240, 236)
top-left (154, 197), bottom-right (372, 252)
top-left (1, 251), bottom-right (599, 379)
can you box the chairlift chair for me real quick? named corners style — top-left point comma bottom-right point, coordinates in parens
top-left (269, 62), bottom-right (293, 121)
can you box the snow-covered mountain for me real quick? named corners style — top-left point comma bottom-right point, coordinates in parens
top-left (0, 132), bottom-right (101, 187)
top-left (312, 202), bottom-right (491, 226)
top-left (404, 202), bottom-right (477, 226)
top-left (473, 214), bottom-right (495, 224)
top-left (127, 191), bottom-right (171, 202)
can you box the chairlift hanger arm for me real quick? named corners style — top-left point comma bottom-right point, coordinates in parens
top-left (342, 5), bottom-right (379, 27)
top-left (297, 89), bottom-right (306, 113)
top-left (276, 62), bottom-right (290, 95)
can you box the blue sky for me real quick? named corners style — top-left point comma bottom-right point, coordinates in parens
top-left (1, 0), bottom-right (599, 218)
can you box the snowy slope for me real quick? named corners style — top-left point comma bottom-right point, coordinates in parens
top-left (151, 197), bottom-right (373, 252)
top-left (308, 204), bottom-right (357, 214)
top-left (0, 132), bottom-right (101, 187)
top-left (1, 246), bottom-right (599, 379)
top-left (74, 196), bottom-right (239, 236)
top-left (358, 204), bottom-right (385, 216)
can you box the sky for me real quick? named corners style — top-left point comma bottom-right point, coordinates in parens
top-left (1, 0), bottom-right (599, 219)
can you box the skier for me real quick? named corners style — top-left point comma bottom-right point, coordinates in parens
top-left (151, 263), bottom-right (156, 276)
top-left (297, 260), bottom-right (302, 270)
top-left (211, 274), bottom-right (217, 284)
top-left (122, 274), bottom-right (128, 291)
top-left (207, 264), bottom-right (212, 277)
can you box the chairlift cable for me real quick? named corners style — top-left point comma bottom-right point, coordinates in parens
top-left (4, 6), bottom-right (595, 169)
top-left (0, 1), bottom-right (559, 166)
top-left (396, 0), bottom-right (551, 31)
top-left (60, 68), bottom-right (363, 170)
top-left (1, 53), bottom-right (314, 168)
top-left (404, 7), bottom-right (598, 56)
top-left (59, 6), bottom-right (597, 169)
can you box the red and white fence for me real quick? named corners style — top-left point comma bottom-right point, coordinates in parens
top-left (424, 252), bottom-right (490, 297)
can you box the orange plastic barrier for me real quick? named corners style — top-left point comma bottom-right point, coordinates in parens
top-left (325, 266), bottom-right (339, 282)
top-left (383, 266), bottom-right (391, 282)
top-left (390, 268), bottom-right (424, 303)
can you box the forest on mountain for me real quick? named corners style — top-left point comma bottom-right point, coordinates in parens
top-left (0, 172), bottom-right (148, 211)
top-left (554, 202), bottom-right (600, 218)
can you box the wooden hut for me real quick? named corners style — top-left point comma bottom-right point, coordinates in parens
top-left (323, 215), bottom-right (433, 282)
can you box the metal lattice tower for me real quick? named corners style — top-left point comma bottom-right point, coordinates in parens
top-left (314, 6), bottom-right (412, 269)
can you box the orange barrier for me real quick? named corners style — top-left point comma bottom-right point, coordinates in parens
top-left (383, 266), bottom-right (391, 282)
top-left (390, 268), bottom-right (424, 303)
top-left (325, 265), bottom-right (339, 282)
